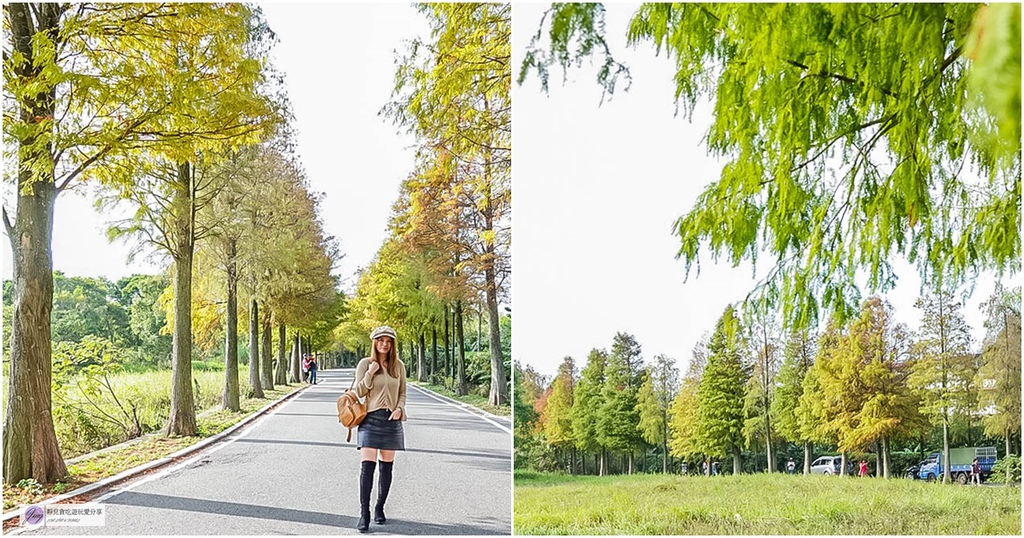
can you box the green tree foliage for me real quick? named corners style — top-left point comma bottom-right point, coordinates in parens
top-left (696, 306), bottom-right (750, 474)
top-left (910, 290), bottom-right (974, 482)
top-left (49, 273), bottom-right (131, 346)
top-left (843, 298), bottom-right (922, 477)
top-left (965, 3), bottom-right (1021, 171)
top-left (513, 362), bottom-right (541, 469)
top-left (743, 311), bottom-right (780, 472)
top-left (385, 2), bottom-right (511, 405)
top-left (4, 3), bottom-right (281, 479)
top-left (637, 354), bottom-right (679, 473)
top-left (117, 274), bottom-right (173, 365)
top-left (796, 323), bottom-right (842, 451)
top-left (598, 332), bottom-right (644, 473)
top-left (521, 3), bottom-right (1020, 328)
top-left (977, 284), bottom-right (1022, 457)
top-left (771, 329), bottom-right (816, 473)
top-left (543, 357), bottom-right (576, 453)
top-left (795, 300), bottom-right (920, 476)
top-left (572, 348), bottom-right (608, 474)
top-left (668, 337), bottom-right (708, 463)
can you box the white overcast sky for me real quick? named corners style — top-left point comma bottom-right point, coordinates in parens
top-left (2, 2), bottom-right (427, 293)
top-left (511, 3), bottom-right (1004, 379)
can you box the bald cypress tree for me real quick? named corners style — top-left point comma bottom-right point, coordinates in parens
top-left (598, 333), bottom-right (644, 474)
top-left (772, 329), bottom-right (817, 474)
top-left (978, 285), bottom-right (1022, 461)
top-left (696, 306), bottom-right (751, 475)
top-left (543, 357), bottom-right (576, 472)
top-left (573, 349), bottom-right (608, 475)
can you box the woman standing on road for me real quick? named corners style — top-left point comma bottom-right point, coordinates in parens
top-left (353, 325), bottom-right (407, 533)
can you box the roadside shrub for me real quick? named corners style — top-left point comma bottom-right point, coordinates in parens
top-left (990, 455), bottom-right (1021, 485)
top-left (519, 442), bottom-right (561, 473)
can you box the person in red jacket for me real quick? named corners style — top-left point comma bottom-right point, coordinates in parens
top-left (858, 459), bottom-right (868, 477)
top-left (302, 354), bottom-right (312, 382)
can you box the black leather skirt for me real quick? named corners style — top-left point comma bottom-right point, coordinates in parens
top-left (357, 409), bottom-right (405, 450)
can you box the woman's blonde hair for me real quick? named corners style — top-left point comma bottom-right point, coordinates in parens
top-left (371, 336), bottom-right (400, 377)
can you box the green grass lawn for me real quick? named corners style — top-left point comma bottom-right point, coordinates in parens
top-left (514, 471), bottom-right (1021, 535)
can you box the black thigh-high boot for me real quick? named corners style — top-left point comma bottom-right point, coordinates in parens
top-left (357, 460), bottom-right (375, 533)
top-left (374, 461), bottom-right (394, 524)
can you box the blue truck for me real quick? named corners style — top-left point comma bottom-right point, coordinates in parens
top-left (917, 446), bottom-right (997, 484)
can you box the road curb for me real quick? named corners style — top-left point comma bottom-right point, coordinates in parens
top-left (1, 383), bottom-right (311, 523)
top-left (409, 382), bottom-right (510, 423)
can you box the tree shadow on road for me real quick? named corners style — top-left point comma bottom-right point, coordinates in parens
top-left (106, 491), bottom-right (508, 534)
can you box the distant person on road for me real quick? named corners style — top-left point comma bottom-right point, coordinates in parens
top-left (786, 458), bottom-right (796, 474)
top-left (971, 457), bottom-right (982, 485)
top-left (353, 325), bottom-right (407, 533)
top-left (302, 354), bottom-right (311, 382)
top-left (711, 461), bottom-right (718, 476)
top-left (308, 355), bottom-right (318, 384)
top-left (702, 460), bottom-right (708, 476)
top-left (858, 460), bottom-right (868, 477)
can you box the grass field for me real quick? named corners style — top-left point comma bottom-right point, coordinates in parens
top-left (514, 471), bottom-right (1021, 535)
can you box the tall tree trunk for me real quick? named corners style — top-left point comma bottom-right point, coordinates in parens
top-left (444, 304), bottom-right (451, 379)
top-left (275, 323), bottom-right (287, 385)
top-left (222, 239), bottom-right (240, 411)
top-left (417, 332), bottom-right (426, 382)
top-left (663, 418), bottom-right (671, 471)
top-left (431, 326), bottom-right (438, 382)
top-left (881, 436), bottom-right (891, 479)
top-left (2, 2), bottom-right (67, 485)
top-left (455, 300), bottom-right (468, 395)
top-left (248, 298), bottom-right (264, 398)
top-left (485, 263), bottom-right (507, 405)
top-left (733, 446), bottom-right (742, 475)
top-left (167, 161), bottom-right (198, 436)
top-left (803, 442), bottom-right (812, 475)
top-left (288, 333), bottom-right (299, 383)
top-left (477, 307), bottom-right (482, 352)
top-left (260, 306), bottom-right (273, 391)
top-left (942, 413), bottom-right (951, 483)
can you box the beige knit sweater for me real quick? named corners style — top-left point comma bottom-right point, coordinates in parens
top-left (354, 357), bottom-right (408, 420)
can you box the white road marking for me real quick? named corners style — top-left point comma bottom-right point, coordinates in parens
top-left (408, 384), bottom-right (512, 434)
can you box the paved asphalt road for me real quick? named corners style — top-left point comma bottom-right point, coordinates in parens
top-left (17, 368), bottom-right (512, 535)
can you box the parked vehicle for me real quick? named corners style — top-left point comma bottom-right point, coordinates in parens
top-left (809, 456), bottom-right (854, 476)
top-left (904, 461), bottom-right (925, 479)
top-left (918, 447), bottom-right (997, 484)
